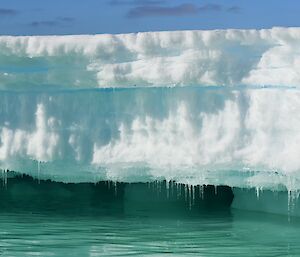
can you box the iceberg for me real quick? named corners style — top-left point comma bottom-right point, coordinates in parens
top-left (0, 28), bottom-right (300, 196)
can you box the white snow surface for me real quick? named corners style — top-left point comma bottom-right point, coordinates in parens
top-left (1, 27), bottom-right (300, 89)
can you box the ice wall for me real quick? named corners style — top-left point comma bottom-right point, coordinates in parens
top-left (1, 27), bottom-right (300, 89)
top-left (0, 87), bottom-right (300, 191)
top-left (0, 28), bottom-right (300, 192)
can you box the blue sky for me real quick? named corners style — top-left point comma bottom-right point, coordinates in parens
top-left (0, 0), bottom-right (299, 35)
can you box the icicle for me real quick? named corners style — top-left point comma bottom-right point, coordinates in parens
top-left (1, 169), bottom-right (3, 186)
top-left (1, 169), bottom-right (7, 187)
top-left (184, 184), bottom-right (188, 202)
top-left (189, 185), bottom-right (192, 210)
top-left (287, 190), bottom-right (299, 220)
top-left (159, 181), bottom-right (162, 198)
top-left (166, 180), bottom-right (169, 199)
top-left (191, 185), bottom-right (195, 206)
top-left (199, 185), bottom-right (204, 200)
top-left (113, 181), bottom-right (117, 196)
top-left (37, 161), bottom-right (41, 184)
top-left (288, 190), bottom-right (292, 222)
top-left (93, 174), bottom-right (97, 185)
top-left (176, 183), bottom-right (179, 200)
top-left (255, 187), bottom-right (260, 199)
top-left (214, 185), bottom-right (218, 195)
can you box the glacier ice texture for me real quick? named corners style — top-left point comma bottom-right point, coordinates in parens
top-left (0, 27), bottom-right (300, 89)
top-left (0, 28), bottom-right (300, 193)
top-left (0, 87), bottom-right (300, 192)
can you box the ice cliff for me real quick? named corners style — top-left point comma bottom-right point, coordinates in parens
top-left (0, 28), bottom-right (300, 192)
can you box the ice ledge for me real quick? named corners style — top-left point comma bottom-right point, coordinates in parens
top-left (1, 27), bottom-right (300, 89)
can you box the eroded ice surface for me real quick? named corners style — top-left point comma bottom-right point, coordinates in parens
top-left (1, 27), bottom-right (300, 89)
top-left (0, 28), bottom-right (300, 192)
top-left (0, 87), bottom-right (299, 192)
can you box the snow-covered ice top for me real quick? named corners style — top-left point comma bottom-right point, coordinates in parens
top-left (1, 27), bottom-right (300, 89)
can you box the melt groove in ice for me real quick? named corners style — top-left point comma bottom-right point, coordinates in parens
top-left (0, 87), bottom-right (299, 192)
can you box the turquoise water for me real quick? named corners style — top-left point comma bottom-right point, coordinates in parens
top-left (0, 210), bottom-right (300, 256)
top-left (0, 176), bottom-right (300, 256)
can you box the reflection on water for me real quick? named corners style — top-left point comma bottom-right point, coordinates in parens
top-left (0, 176), bottom-right (299, 256)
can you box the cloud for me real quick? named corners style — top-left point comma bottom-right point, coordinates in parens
top-left (109, 0), bottom-right (165, 6)
top-left (0, 8), bottom-right (18, 17)
top-left (127, 3), bottom-right (197, 18)
top-left (57, 17), bottom-right (75, 22)
top-left (199, 4), bottom-right (221, 12)
top-left (29, 21), bottom-right (59, 27)
top-left (227, 6), bottom-right (241, 13)
top-left (29, 17), bottom-right (75, 27)
top-left (111, 1), bottom-right (238, 19)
